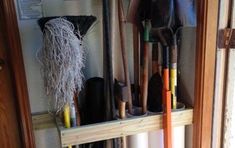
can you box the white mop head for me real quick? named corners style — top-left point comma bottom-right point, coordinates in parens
top-left (37, 17), bottom-right (85, 113)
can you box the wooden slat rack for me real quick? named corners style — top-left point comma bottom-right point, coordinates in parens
top-left (52, 108), bottom-right (193, 147)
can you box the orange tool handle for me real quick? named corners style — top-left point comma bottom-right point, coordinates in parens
top-left (162, 68), bottom-right (169, 107)
top-left (164, 90), bottom-right (172, 148)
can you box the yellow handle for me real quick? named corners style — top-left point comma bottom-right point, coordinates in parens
top-left (64, 104), bottom-right (72, 148)
top-left (170, 69), bottom-right (177, 109)
top-left (64, 104), bottom-right (71, 128)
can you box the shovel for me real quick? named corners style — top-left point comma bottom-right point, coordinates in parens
top-left (150, 0), bottom-right (196, 109)
top-left (150, 0), bottom-right (196, 147)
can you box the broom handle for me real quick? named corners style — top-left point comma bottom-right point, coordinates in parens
top-left (118, 0), bottom-right (133, 114)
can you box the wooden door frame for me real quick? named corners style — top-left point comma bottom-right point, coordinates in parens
top-left (0, 0), bottom-right (35, 148)
top-left (193, 0), bottom-right (219, 148)
top-left (0, 0), bottom-right (218, 147)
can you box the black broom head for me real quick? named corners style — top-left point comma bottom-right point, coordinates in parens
top-left (38, 15), bottom-right (96, 36)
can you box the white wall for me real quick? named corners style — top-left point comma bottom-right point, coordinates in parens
top-left (14, 0), bottom-right (196, 147)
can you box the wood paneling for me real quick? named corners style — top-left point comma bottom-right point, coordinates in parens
top-left (193, 0), bottom-right (219, 147)
top-left (0, 0), bottom-right (35, 147)
top-left (0, 15), bottom-right (21, 148)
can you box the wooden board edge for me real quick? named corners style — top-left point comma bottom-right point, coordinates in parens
top-left (59, 109), bottom-right (193, 146)
top-left (193, 0), bottom-right (219, 147)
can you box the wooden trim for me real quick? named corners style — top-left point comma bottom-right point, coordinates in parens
top-left (57, 109), bottom-right (193, 146)
top-left (193, 0), bottom-right (219, 147)
top-left (0, 0), bottom-right (35, 148)
top-left (32, 113), bottom-right (56, 130)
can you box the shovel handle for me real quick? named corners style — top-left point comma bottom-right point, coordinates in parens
top-left (141, 42), bottom-right (149, 114)
top-left (141, 20), bottom-right (151, 114)
top-left (163, 90), bottom-right (172, 148)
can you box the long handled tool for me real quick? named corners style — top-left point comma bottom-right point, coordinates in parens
top-left (117, 0), bottom-right (133, 147)
top-left (38, 16), bottom-right (96, 148)
top-left (162, 46), bottom-right (172, 148)
top-left (114, 80), bottom-right (128, 148)
top-left (117, 0), bottom-right (133, 115)
top-left (103, 0), bottom-right (118, 147)
top-left (127, 0), bottom-right (142, 106)
top-left (141, 20), bottom-right (151, 114)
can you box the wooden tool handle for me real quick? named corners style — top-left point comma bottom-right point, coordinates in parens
top-left (118, 100), bottom-right (126, 119)
top-left (141, 20), bottom-right (151, 114)
top-left (141, 42), bottom-right (149, 114)
top-left (118, 0), bottom-right (133, 114)
top-left (121, 136), bottom-right (127, 148)
top-left (73, 93), bottom-right (81, 126)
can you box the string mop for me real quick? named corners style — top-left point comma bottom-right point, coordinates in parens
top-left (37, 17), bottom-right (85, 113)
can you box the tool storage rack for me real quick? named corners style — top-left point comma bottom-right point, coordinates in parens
top-left (32, 108), bottom-right (193, 147)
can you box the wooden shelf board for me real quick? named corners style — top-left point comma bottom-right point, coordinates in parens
top-left (32, 112), bottom-right (55, 130)
top-left (57, 108), bottom-right (193, 147)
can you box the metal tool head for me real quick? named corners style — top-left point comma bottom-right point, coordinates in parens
top-left (174, 0), bottom-right (196, 29)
